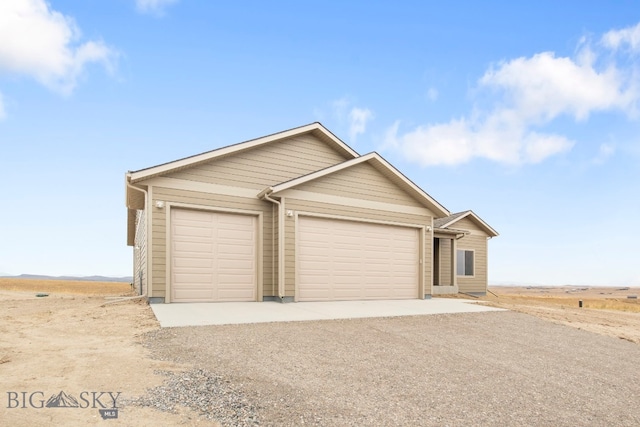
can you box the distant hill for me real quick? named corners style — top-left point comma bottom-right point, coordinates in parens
top-left (0, 274), bottom-right (133, 283)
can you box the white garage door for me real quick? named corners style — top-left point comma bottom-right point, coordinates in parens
top-left (170, 208), bottom-right (256, 302)
top-left (298, 216), bottom-right (419, 301)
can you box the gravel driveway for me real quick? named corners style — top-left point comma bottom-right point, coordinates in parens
top-left (138, 311), bottom-right (640, 426)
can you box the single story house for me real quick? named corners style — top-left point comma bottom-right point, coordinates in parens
top-left (125, 123), bottom-right (498, 303)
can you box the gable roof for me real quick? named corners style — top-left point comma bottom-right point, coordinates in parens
top-left (127, 122), bottom-right (359, 183)
top-left (258, 152), bottom-right (450, 217)
top-left (434, 210), bottom-right (499, 237)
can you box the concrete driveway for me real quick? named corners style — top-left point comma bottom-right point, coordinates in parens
top-left (150, 297), bottom-right (505, 327)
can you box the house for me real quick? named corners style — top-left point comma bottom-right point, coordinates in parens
top-left (125, 123), bottom-right (498, 303)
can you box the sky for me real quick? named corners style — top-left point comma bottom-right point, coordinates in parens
top-left (1, 0), bottom-right (639, 286)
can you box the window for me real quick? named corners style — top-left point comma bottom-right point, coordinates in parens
top-left (456, 250), bottom-right (474, 276)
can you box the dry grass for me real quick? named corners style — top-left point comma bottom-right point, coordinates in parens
top-left (486, 294), bottom-right (640, 313)
top-left (0, 278), bottom-right (133, 295)
top-left (482, 287), bottom-right (640, 313)
top-left (586, 298), bottom-right (640, 311)
top-left (470, 286), bottom-right (640, 344)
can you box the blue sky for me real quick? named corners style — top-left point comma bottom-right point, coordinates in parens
top-left (1, 0), bottom-right (639, 286)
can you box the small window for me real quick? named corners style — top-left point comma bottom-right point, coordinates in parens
top-left (456, 250), bottom-right (474, 276)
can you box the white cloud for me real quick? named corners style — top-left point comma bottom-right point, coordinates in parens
top-left (135, 0), bottom-right (179, 15)
top-left (601, 22), bottom-right (640, 52)
top-left (480, 51), bottom-right (637, 122)
top-left (523, 132), bottom-right (574, 163)
top-left (592, 143), bottom-right (616, 164)
top-left (329, 97), bottom-right (374, 142)
top-left (388, 23), bottom-right (640, 166)
top-left (385, 116), bottom-right (573, 166)
top-left (0, 0), bottom-right (116, 96)
top-left (348, 107), bottom-right (373, 141)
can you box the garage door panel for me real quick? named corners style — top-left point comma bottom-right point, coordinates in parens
top-left (171, 209), bottom-right (256, 302)
top-left (172, 208), bottom-right (213, 221)
top-left (218, 214), bottom-right (253, 225)
top-left (333, 288), bottom-right (364, 299)
top-left (391, 247), bottom-right (416, 255)
top-left (299, 290), bottom-right (330, 300)
top-left (173, 273), bottom-right (214, 283)
top-left (364, 290), bottom-right (392, 298)
top-left (173, 224), bottom-right (214, 237)
top-left (362, 253), bottom-right (390, 263)
top-left (218, 228), bottom-right (254, 240)
top-left (363, 236), bottom-right (389, 246)
top-left (217, 272), bottom-right (256, 283)
top-left (217, 244), bottom-right (255, 256)
top-left (298, 263), bottom-right (330, 273)
top-left (173, 256), bottom-right (215, 268)
top-left (173, 241), bottom-right (213, 254)
top-left (173, 289), bottom-right (215, 301)
top-left (298, 216), bottom-right (419, 302)
top-left (333, 241), bottom-right (361, 250)
top-left (216, 258), bottom-right (254, 269)
top-left (364, 276), bottom-right (396, 285)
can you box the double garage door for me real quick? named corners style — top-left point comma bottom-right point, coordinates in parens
top-left (298, 216), bottom-right (420, 301)
top-left (171, 209), bottom-right (256, 302)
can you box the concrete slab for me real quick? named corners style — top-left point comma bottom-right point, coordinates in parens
top-left (150, 298), bottom-right (506, 327)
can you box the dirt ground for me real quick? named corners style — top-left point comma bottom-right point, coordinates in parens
top-left (1, 279), bottom-right (639, 426)
top-left (0, 282), bottom-right (220, 426)
top-left (476, 285), bottom-right (640, 344)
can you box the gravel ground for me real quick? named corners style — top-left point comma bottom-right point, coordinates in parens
top-left (136, 311), bottom-right (640, 426)
top-left (125, 369), bottom-right (259, 426)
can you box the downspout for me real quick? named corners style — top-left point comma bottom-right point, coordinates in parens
top-left (126, 174), bottom-right (149, 297)
top-left (259, 189), bottom-right (285, 300)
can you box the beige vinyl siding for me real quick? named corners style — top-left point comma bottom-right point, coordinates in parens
top-left (284, 198), bottom-right (431, 298)
top-left (133, 209), bottom-right (147, 296)
top-left (454, 217), bottom-right (484, 233)
top-left (433, 217), bottom-right (491, 293)
top-left (151, 193), bottom-right (165, 298)
top-left (438, 238), bottom-right (452, 286)
top-left (294, 162), bottom-right (431, 209)
top-left (457, 234), bottom-right (488, 293)
top-left (166, 134), bottom-right (348, 190)
top-left (150, 186), bottom-right (274, 300)
top-left (449, 217), bottom-right (489, 293)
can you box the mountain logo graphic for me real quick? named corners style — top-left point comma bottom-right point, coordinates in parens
top-left (45, 391), bottom-right (80, 408)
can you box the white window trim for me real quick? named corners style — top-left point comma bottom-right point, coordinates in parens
top-left (456, 248), bottom-right (475, 278)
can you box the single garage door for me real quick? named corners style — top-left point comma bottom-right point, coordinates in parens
top-left (298, 216), bottom-right (419, 301)
top-left (170, 208), bottom-right (256, 302)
